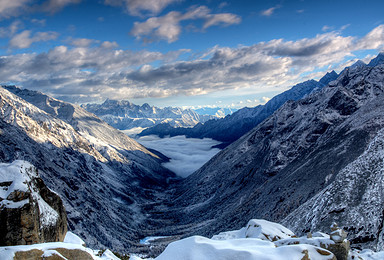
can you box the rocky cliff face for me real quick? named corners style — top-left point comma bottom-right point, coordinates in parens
top-left (0, 160), bottom-right (67, 246)
top-left (149, 55), bottom-right (384, 250)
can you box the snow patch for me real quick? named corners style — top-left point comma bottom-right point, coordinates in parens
top-left (0, 160), bottom-right (59, 227)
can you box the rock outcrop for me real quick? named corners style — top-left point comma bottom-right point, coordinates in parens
top-left (0, 160), bottom-right (67, 246)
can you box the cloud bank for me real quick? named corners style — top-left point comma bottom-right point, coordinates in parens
top-left (137, 135), bottom-right (221, 177)
top-left (0, 25), bottom-right (383, 103)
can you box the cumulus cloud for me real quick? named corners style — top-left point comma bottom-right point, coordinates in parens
top-left (9, 30), bottom-right (59, 49)
top-left (261, 5), bottom-right (281, 17)
top-left (0, 0), bottom-right (30, 19)
top-left (131, 5), bottom-right (241, 43)
top-left (137, 135), bottom-right (221, 177)
top-left (203, 13), bottom-right (241, 29)
top-left (355, 24), bottom-right (384, 50)
top-left (104, 0), bottom-right (180, 16)
top-left (1, 25), bottom-right (384, 104)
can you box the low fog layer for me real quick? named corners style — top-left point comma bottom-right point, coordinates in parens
top-left (137, 135), bottom-right (221, 178)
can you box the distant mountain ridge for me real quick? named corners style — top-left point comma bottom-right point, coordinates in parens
top-left (81, 99), bottom-right (214, 133)
top-left (193, 107), bottom-right (237, 117)
top-left (139, 70), bottom-right (339, 147)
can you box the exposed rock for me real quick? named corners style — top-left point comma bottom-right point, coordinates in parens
top-left (326, 241), bottom-right (350, 260)
top-left (0, 160), bottom-right (67, 246)
top-left (13, 248), bottom-right (94, 260)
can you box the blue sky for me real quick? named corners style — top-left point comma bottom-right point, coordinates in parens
top-left (0, 0), bottom-right (384, 109)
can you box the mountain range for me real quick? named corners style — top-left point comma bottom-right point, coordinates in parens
top-left (1, 52), bottom-right (384, 257)
top-left (145, 53), bottom-right (384, 252)
top-left (0, 85), bottom-right (177, 253)
top-left (81, 99), bottom-right (214, 135)
top-left (138, 70), bottom-right (339, 148)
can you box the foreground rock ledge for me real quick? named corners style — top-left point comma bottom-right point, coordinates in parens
top-left (0, 160), bottom-right (67, 246)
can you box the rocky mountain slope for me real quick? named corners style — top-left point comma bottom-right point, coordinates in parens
top-left (148, 53), bottom-right (384, 251)
top-left (139, 71), bottom-right (338, 148)
top-left (0, 86), bottom-right (177, 252)
top-left (82, 99), bottom-right (213, 133)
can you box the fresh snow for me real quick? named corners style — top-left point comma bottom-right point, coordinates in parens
top-left (64, 231), bottom-right (86, 245)
top-left (0, 232), bottom-right (119, 260)
top-left (154, 219), bottom-right (333, 260)
top-left (155, 236), bottom-right (333, 260)
top-left (0, 160), bottom-right (59, 227)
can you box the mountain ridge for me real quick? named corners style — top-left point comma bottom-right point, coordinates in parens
top-left (81, 98), bottom-right (214, 133)
top-left (0, 85), bottom-right (177, 253)
top-left (139, 71), bottom-right (339, 148)
top-left (142, 53), bottom-right (384, 251)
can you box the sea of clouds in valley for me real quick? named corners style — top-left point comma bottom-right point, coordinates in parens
top-left (137, 135), bottom-right (221, 178)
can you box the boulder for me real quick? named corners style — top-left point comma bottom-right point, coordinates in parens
top-left (0, 160), bottom-right (67, 246)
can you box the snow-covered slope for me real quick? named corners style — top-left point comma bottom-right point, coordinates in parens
top-left (282, 126), bottom-right (384, 251)
top-left (0, 86), bottom-right (176, 253)
top-left (0, 231), bottom-right (120, 260)
top-left (148, 54), bottom-right (384, 250)
top-left (154, 219), bottom-right (342, 260)
top-left (139, 71), bottom-right (338, 147)
top-left (81, 99), bottom-right (213, 133)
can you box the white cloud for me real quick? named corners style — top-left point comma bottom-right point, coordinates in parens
top-left (104, 0), bottom-right (180, 16)
top-left (322, 25), bottom-right (333, 32)
top-left (1, 25), bottom-right (384, 104)
top-left (0, 0), bottom-right (30, 19)
top-left (262, 97), bottom-right (271, 103)
top-left (69, 38), bottom-right (98, 47)
top-left (131, 5), bottom-right (241, 43)
top-left (261, 5), bottom-right (281, 17)
top-left (137, 135), bottom-right (221, 177)
top-left (9, 30), bottom-right (59, 49)
top-left (31, 18), bottom-right (47, 26)
top-left (355, 24), bottom-right (384, 50)
top-left (203, 13), bottom-right (241, 29)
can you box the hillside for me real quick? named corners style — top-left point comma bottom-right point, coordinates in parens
top-left (0, 86), bottom-right (177, 253)
top-left (144, 54), bottom-right (384, 252)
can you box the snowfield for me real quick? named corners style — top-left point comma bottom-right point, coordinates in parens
top-left (0, 232), bottom-right (119, 260)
